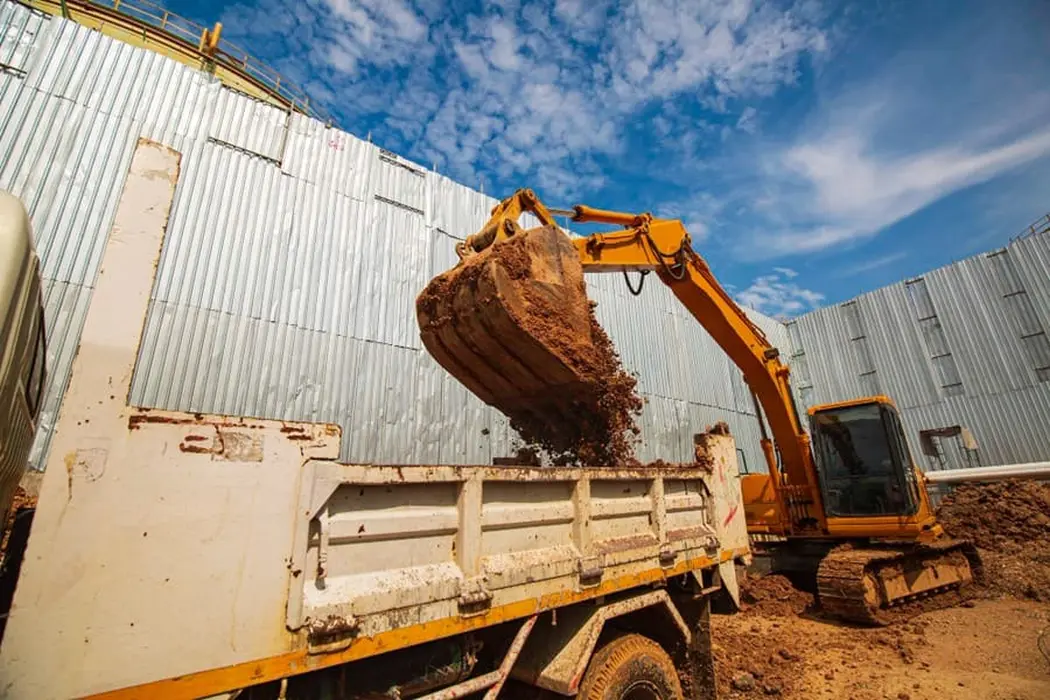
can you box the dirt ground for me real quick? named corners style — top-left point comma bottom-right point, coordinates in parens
top-left (713, 577), bottom-right (1050, 700)
top-left (938, 480), bottom-right (1050, 602)
top-left (713, 481), bottom-right (1050, 699)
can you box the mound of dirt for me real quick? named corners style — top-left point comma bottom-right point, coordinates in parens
top-left (738, 573), bottom-right (815, 617)
top-left (938, 480), bottom-right (1050, 602)
top-left (718, 573), bottom-right (933, 698)
top-left (714, 598), bottom-right (1049, 700)
top-left (418, 227), bottom-right (642, 465)
top-left (712, 620), bottom-right (805, 698)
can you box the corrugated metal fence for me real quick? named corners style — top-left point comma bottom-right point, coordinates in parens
top-left (789, 230), bottom-right (1050, 470)
top-left (0, 1), bottom-right (787, 469)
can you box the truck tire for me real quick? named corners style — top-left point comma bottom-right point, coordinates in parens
top-left (578, 634), bottom-right (683, 700)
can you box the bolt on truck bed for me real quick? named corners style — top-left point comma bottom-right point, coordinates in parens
top-left (0, 141), bottom-right (750, 699)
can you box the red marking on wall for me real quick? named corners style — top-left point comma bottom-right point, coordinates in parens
top-left (723, 504), bottom-right (739, 527)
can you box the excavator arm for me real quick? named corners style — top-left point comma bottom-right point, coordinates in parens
top-left (451, 189), bottom-right (825, 535)
top-left (568, 204), bottom-right (825, 536)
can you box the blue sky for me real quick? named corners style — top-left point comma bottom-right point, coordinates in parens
top-left (168, 0), bottom-right (1050, 318)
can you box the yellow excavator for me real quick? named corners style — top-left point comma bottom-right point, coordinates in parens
top-left (420, 188), bottom-right (981, 625)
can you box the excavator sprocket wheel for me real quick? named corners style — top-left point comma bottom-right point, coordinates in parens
top-left (816, 540), bottom-right (983, 626)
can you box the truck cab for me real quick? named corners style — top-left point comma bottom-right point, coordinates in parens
top-left (0, 191), bottom-right (45, 518)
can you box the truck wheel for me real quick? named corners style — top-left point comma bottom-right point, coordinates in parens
top-left (578, 634), bottom-right (683, 700)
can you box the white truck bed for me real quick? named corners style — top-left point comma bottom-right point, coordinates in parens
top-left (0, 140), bottom-right (749, 700)
top-left (1, 409), bottom-right (748, 699)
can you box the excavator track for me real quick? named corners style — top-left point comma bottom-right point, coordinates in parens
top-left (817, 540), bottom-right (983, 626)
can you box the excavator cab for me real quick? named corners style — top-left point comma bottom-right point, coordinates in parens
top-left (747, 395), bottom-right (940, 540)
top-left (808, 398), bottom-right (923, 519)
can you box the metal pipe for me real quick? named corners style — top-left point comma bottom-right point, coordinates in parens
top-left (416, 615), bottom-right (537, 700)
top-left (415, 671), bottom-right (500, 700)
top-left (924, 461), bottom-right (1050, 484)
top-left (483, 614), bottom-right (537, 700)
top-left (750, 391), bottom-right (769, 441)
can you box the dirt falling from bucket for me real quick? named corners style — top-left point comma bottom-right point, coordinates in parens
top-left (509, 308), bottom-right (643, 466)
top-left (417, 228), bottom-right (643, 466)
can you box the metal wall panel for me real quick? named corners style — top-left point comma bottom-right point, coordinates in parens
top-left (1013, 233), bottom-right (1050, 333)
top-left (373, 150), bottom-right (427, 212)
top-left (428, 173), bottom-right (497, 238)
top-left (793, 232), bottom-right (1050, 470)
top-left (280, 113), bottom-right (363, 194)
top-left (3, 1), bottom-right (787, 471)
top-left (208, 87), bottom-right (286, 161)
top-left (0, 1), bottom-right (45, 73)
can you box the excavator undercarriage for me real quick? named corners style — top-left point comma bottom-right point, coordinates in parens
top-left (755, 537), bottom-right (982, 625)
top-left (815, 541), bottom-right (983, 625)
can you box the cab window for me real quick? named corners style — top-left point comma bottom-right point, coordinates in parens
top-left (24, 311), bottom-right (46, 421)
top-left (811, 403), bottom-right (918, 517)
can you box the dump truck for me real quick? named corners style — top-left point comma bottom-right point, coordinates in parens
top-left (0, 191), bottom-right (45, 520)
top-left (0, 142), bottom-right (751, 699)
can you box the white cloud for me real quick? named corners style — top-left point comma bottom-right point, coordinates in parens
top-left (224, 0), bottom-right (826, 200)
top-left (736, 270), bottom-right (824, 319)
top-left (730, 7), bottom-right (1050, 260)
top-left (603, 0), bottom-right (825, 105)
top-left (654, 191), bottom-right (727, 242)
top-left (553, 0), bottom-right (611, 38)
top-left (738, 125), bottom-right (1050, 259)
top-left (776, 127), bottom-right (1050, 250)
top-left (736, 106), bottom-right (758, 134)
top-left (221, 0), bottom-right (1050, 270)
top-left (320, 0), bottom-right (429, 73)
top-left (745, 224), bottom-right (856, 258)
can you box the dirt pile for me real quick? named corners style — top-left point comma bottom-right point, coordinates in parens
top-left (712, 622), bottom-right (804, 698)
top-left (418, 227), bottom-right (642, 465)
top-left (717, 574), bottom-right (933, 699)
top-left (738, 573), bottom-right (815, 617)
top-left (640, 423), bottom-right (729, 470)
top-left (713, 596), bottom-right (1050, 699)
top-left (938, 479), bottom-right (1050, 601)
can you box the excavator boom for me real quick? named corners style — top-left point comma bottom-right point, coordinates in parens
top-left (431, 189), bottom-right (822, 532)
top-left (569, 213), bottom-right (825, 534)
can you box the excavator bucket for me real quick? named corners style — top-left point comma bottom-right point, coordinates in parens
top-left (416, 225), bottom-right (639, 464)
